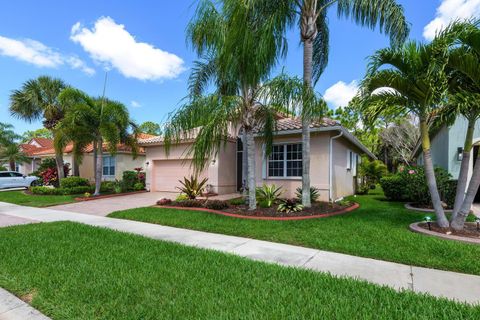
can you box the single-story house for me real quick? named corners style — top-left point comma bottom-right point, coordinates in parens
top-left (18, 135), bottom-right (150, 181)
top-left (139, 117), bottom-right (375, 202)
top-left (415, 116), bottom-right (480, 202)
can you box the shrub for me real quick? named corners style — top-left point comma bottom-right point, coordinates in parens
top-left (256, 184), bottom-right (283, 208)
top-left (175, 194), bottom-right (189, 202)
top-left (229, 197), bottom-right (246, 206)
top-left (133, 182), bottom-right (145, 191)
top-left (157, 198), bottom-right (172, 206)
top-left (60, 186), bottom-right (93, 195)
top-left (295, 187), bottom-right (320, 202)
top-left (30, 186), bottom-right (61, 195)
top-left (122, 171), bottom-right (138, 190)
top-left (277, 199), bottom-right (304, 213)
top-left (204, 200), bottom-right (228, 210)
top-left (100, 181), bottom-right (115, 193)
top-left (443, 180), bottom-right (457, 209)
top-left (60, 176), bottom-right (89, 188)
top-left (35, 158), bottom-right (70, 187)
top-left (380, 175), bottom-right (406, 201)
top-left (173, 199), bottom-right (204, 207)
top-left (176, 175), bottom-right (208, 199)
top-left (84, 192), bottom-right (91, 198)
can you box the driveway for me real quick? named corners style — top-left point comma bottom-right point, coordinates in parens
top-left (473, 204), bottom-right (480, 218)
top-left (49, 191), bottom-right (174, 216)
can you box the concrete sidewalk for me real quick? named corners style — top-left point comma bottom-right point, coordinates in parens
top-left (1, 201), bottom-right (479, 304)
top-left (0, 288), bottom-right (50, 320)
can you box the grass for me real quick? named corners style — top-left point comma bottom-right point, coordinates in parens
top-left (0, 190), bottom-right (78, 207)
top-left (109, 188), bottom-right (480, 275)
top-left (0, 222), bottom-right (478, 319)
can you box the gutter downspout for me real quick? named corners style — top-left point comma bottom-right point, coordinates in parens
top-left (329, 130), bottom-right (343, 202)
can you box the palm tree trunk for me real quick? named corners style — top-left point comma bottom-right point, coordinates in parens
top-left (94, 138), bottom-right (103, 195)
top-left (452, 118), bottom-right (475, 220)
top-left (242, 132), bottom-right (248, 197)
top-left (451, 150), bottom-right (480, 230)
top-left (301, 37), bottom-right (313, 207)
top-left (9, 160), bottom-right (15, 171)
top-left (420, 120), bottom-right (449, 228)
top-left (55, 152), bottom-right (65, 180)
top-left (245, 128), bottom-right (257, 210)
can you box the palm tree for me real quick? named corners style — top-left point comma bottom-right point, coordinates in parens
top-left (0, 144), bottom-right (30, 171)
top-left (0, 123), bottom-right (19, 147)
top-left (261, 0), bottom-right (409, 207)
top-left (58, 88), bottom-right (137, 195)
top-left (360, 41), bottom-right (450, 228)
top-left (9, 76), bottom-right (68, 179)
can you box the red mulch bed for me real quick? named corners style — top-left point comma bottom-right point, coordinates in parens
top-left (418, 222), bottom-right (480, 240)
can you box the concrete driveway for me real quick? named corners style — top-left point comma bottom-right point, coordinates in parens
top-left (472, 204), bottom-right (480, 218)
top-left (49, 191), bottom-right (174, 216)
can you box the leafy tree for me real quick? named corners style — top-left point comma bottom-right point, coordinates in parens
top-left (0, 144), bottom-right (30, 171)
top-left (0, 122), bottom-right (20, 147)
top-left (379, 118), bottom-right (419, 167)
top-left (21, 128), bottom-right (53, 142)
top-left (9, 76), bottom-right (68, 179)
top-left (58, 88), bottom-right (137, 195)
top-left (360, 41), bottom-right (451, 227)
top-left (138, 121), bottom-right (161, 135)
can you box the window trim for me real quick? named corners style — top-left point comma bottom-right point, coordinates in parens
top-left (102, 155), bottom-right (116, 178)
top-left (267, 142), bottom-right (303, 179)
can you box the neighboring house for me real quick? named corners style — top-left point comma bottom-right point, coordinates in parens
top-left (415, 116), bottom-right (480, 202)
top-left (18, 135), bottom-right (151, 181)
top-left (139, 117), bottom-right (375, 201)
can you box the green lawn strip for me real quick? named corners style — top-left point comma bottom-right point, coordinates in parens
top-left (109, 190), bottom-right (480, 275)
top-left (0, 190), bottom-right (77, 207)
top-left (0, 222), bottom-right (477, 319)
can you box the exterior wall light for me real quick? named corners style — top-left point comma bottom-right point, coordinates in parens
top-left (457, 147), bottom-right (463, 161)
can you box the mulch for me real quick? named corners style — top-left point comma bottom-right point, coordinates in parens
top-left (222, 201), bottom-right (350, 217)
top-left (418, 222), bottom-right (480, 239)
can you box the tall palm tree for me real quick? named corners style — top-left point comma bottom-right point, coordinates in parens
top-left (360, 41), bottom-right (450, 228)
top-left (0, 122), bottom-right (19, 147)
top-left (0, 144), bottom-right (30, 171)
top-left (9, 76), bottom-right (68, 179)
top-left (263, 0), bottom-right (409, 207)
top-left (164, 0), bottom-right (301, 210)
top-left (58, 88), bottom-right (137, 195)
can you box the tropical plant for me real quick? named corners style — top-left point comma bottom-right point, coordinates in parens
top-left (9, 76), bottom-right (68, 179)
top-left (204, 200), bottom-right (229, 210)
top-left (360, 41), bottom-right (451, 227)
top-left (358, 158), bottom-right (387, 189)
top-left (295, 186), bottom-right (320, 203)
top-left (21, 128), bottom-right (53, 142)
top-left (0, 144), bottom-right (30, 171)
top-left (277, 198), bottom-right (304, 213)
top-left (256, 184), bottom-right (283, 208)
top-left (0, 123), bottom-right (20, 147)
top-left (262, 0), bottom-right (409, 207)
top-left (138, 121), bottom-right (161, 135)
top-left (164, 0), bottom-right (317, 210)
top-left (176, 175), bottom-right (209, 199)
top-left (57, 88), bottom-right (137, 195)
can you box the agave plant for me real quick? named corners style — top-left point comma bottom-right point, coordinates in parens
top-left (295, 186), bottom-right (320, 203)
top-left (177, 175), bottom-right (209, 199)
top-left (256, 184), bottom-right (283, 208)
top-left (277, 199), bottom-right (304, 213)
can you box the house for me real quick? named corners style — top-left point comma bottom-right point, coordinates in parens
top-left (139, 117), bottom-right (375, 201)
top-left (18, 135), bottom-right (151, 181)
top-left (415, 116), bottom-right (480, 202)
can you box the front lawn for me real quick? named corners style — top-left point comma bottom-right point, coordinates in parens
top-left (0, 190), bottom-right (78, 207)
top-left (109, 189), bottom-right (480, 275)
top-left (0, 222), bottom-right (478, 319)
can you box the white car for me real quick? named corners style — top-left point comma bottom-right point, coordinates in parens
top-left (0, 171), bottom-right (39, 189)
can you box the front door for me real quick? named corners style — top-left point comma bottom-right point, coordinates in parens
top-left (474, 146), bottom-right (480, 203)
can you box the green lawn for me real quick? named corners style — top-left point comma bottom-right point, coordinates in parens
top-left (109, 189), bottom-right (480, 275)
top-left (0, 190), bottom-right (77, 207)
top-left (0, 222), bottom-right (478, 319)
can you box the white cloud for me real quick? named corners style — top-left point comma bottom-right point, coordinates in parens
top-left (324, 80), bottom-right (359, 109)
top-left (130, 100), bottom-right (141, 108)
top-left (423, 0), bottom-right (480, 40)
top-left (0, 35), bottom-right (95, 75)
top-left (70, 17), bottom-right (185, 81)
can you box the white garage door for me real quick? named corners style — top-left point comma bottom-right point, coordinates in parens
top-left (152, 159), bottom-right (206, 192)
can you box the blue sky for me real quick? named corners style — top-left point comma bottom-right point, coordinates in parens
top-left (0, 0), bottom-right (477, 134)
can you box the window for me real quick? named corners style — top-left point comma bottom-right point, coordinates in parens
top-left (10, 172), bottom-right (23, 177)
top-left (0, 172), bottom-right (10, 178)
top-left (347, 150), bottom-right (353, 170)
top-left (268, 144), bottom-right (302, 178)
top-left (103, 156), bottom-right (116, 177)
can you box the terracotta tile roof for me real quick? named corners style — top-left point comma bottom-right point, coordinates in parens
top-left (252, 117), bottom-right (339, 133)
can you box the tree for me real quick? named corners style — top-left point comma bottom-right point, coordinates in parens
top-left (9, 76), bottom-right (68, 179)
top-left (58, 88), bottom-right (137, 195)
top-left (361, 41), bottom-right (450, 227)
top-left (0, 144), bottom-right (30, 171)
top-left (165, 0), bottom-right (313, 210)
top-left (0, 123), bottom-right (20, 147)
top-left (379, 118), bottom-right (419, 167)
top-left (264, 0), bottom-right (409, 207)
top-left (21, 128), bottom-right (53, 142)
top-left (138, 121), bottom-right (161, 135)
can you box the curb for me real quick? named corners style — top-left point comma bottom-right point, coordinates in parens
top-left (156, 202), bottom-right (360, 221)
top-left (409, 222), bottom-right (480, 245)
top-left (0, 288), bottom-right (50, 320)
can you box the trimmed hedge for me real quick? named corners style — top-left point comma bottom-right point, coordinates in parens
top-left (31, 186), bottom-right (94, 196)
top-left (60, 177), bottom-right (90, 189)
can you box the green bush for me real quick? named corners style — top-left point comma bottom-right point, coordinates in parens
top-left (443, 180), bottom-right (457, 209)
top-left (30, 185), bottom-right (94, 195)
top-left (122, 171), bottom-right (138, 190)
top-left (204, 200), bottom-right (228, 210)
top-left (173, 199), bottom-right (204, 207)
top-left (60, 177), bottom-right (90, 188)
top-left (380, 175), bottom-right (407, 201)
top-left (295, 187), bottom-right (320, 202)
top-left (175, 194), bottom-right (189, 202)
top-left (30, 186), bottom-right (61, 195)
top-left (256, 184), bottom-right (283, 208)
top-left (100, 181), bottom-right (115, 193)
top-left (133, 182), bottom-right (145, 191)
top-left (228, 197), bottom-right (246, 206)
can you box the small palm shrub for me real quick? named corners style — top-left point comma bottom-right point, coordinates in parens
top-left (256, 184), bottom-right (283, 208)
top-left (295, 187), bottom-right (320, 202)
top-left (277, 199), bottom-right (304, 213)
top-left (176, 176), bottom-right (208, 199)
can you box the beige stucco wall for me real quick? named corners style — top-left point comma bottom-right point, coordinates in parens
top-left (331, 136), bottom-right (364, 200)
top-left (114, 153), bottom-right (146, 180)
top-left (144, 141), bottom-right (236, 194)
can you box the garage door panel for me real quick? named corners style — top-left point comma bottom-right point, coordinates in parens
top-left (153, 160), bottom-right (206, 192)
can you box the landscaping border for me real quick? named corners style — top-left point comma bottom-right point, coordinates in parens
top-left (74, 190), bottom-right (148, 201)
top-left (155, 202), bottom-right (359, 220)
top-left (409, 222), bottom-right (480, 245)
top-left (404, 203), bottom-right (453, 213)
